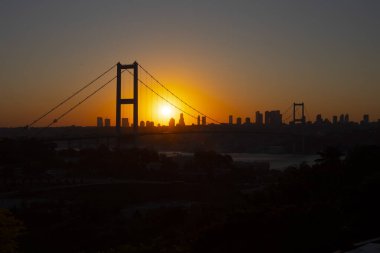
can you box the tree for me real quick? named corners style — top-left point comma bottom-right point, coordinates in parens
top-left (315, 146), bottom-right (343, 166)
top-left (0, 208), bottom-right (24, 253)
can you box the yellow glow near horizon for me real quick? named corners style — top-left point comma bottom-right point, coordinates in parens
top-left (160, 104), bottom-right (173, 119)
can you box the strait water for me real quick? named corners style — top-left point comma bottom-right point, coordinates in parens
top-left (161, 152), bottom-right (320, 170)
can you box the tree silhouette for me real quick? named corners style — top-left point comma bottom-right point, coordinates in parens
top-left (0, 208), bottom-right (24, 253)
top-left (315, 146), bottom-right (343, 166)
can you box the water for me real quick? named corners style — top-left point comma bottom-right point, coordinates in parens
top-left (228, 153), bottom-right (319, 170)
top-left (160, 151), bottom-right (319, 170)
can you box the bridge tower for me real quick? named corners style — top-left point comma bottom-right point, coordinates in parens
top-left (116, 61), bottom-right (138, 133)
top-left (293, 102), bottom-right (305, 124)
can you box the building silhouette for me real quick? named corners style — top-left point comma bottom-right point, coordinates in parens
top-left (236, 117), bottom-right (242, 126)
top-left (121, 118), bottom-right (129, 127)
top-left (229, 115), bottom-right (233, 125)
top-left (178, 113), bottom-right (185, 126)
top-left (255, 111), bottom-right (263, 125)
top-left (315, 114), bottom-right (323, 124)
top-left (147, 121), bottom-right (154, 127)
top-left (265, 111), bottom-right (270, 125)
top-left (265, 110), bottom-right (282, 126)
top-left (197, 115), bottom-right (201, 126)
top-left (201, 116), bottom-right (206, 126)
top-left (104, 118), bottom-right (111, 127)
top-left (344, 114), bottom-right (349, 123)
top-left (97, 117), bottom-right (103, 127)
top-left (169, 118), bottom-right (175, 127)
top-left (245, 117), bottom-right (251, 124)
top-left (332, 115), bottom-right (338, 124)
top-left (361, 114), bottom-right (369, 125)
top-left (339, 114), bottom-right (345, 124)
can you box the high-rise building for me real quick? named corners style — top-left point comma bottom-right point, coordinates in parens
top-left (121, 118), bottom-right (129, 127)
top-left (169, 118), bottom-right (175, 127)
top-left (339, 114), bottom-right (345, 124)
top-left (197, 115), bottom-right (201, 126)
top-left (255, 111), bottom-right (263, 125)
top-left (245, 117), bottom-right (251, 124)
top-left (236, 117), bottom-right (242, 125)
top-left (264, 111), bottom-right (282, 126)
top-left (315, 114), bottom-right (323, 124)
top-left (273, 110), bottom-right (282, 125)
top-left (178, 113), bottom-right (185, 126)
top-left (140, 121), bottom-right (145, 127)
top-left (104, 118), bottom-right (111, 127)
top-left (97, 117), bottom-right (103, 127)
top-left (229, 115), bottom-right (233, 125)
top-left (265, 111), bottom-right (270, 125)
top-left (202, 116), bottom-right (206, 126)
top-left (332, 116), bottom-right (338, 124)
top-left (344, 114), bottom-right (349, 123)
top-left (362, 114), bottom-right (369, 125)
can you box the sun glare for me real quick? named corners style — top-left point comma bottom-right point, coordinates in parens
top-left (160, 104), bottom-right (173, 118)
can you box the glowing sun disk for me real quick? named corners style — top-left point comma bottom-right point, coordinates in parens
top-left (160, 105), bottom-right (172, 118)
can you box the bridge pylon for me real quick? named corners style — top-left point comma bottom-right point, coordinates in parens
top-left (293, 102), bottom-right (305, 124)
top-left (116, 61), bottom-right (138, 134)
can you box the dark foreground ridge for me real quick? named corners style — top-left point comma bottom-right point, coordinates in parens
top-left (2, 121), bottom-right (380, 154)
top-left (1, 138), bottom-right (380, 252)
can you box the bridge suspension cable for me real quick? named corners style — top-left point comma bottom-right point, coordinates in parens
top-left (125, 70), bottom-right (198, 120)
top-left (27, 63), bottom-right (116, 128)
top-left (282, 104), bottom-right (294, 123)
top-left (138, 63), bottom-right (221, 124)
top-left (35, 70), bottom-right (126, 136)
top-left (284, 105), bottom-right (298, 123)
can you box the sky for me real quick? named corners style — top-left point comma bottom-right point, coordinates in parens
top-left (0, 0), bottom-right (379, 127)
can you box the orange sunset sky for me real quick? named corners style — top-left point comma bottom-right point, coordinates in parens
top-left (1, 1), bottom-right (379, 127)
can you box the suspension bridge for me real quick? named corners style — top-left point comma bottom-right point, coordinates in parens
top-left (26, 61), bottom-right (223, 133)
top-left (22, 61), bottom-right (309, 141)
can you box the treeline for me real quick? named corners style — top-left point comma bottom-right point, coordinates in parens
top-left (0, 138), bottom-right (380, 252)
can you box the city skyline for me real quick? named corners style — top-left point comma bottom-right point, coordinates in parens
top-left (1, 1), bottom-right (379, 127)
top-left (95, 110), bottom-right (376, 129)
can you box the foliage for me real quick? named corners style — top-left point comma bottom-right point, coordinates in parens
top-left (0, 209), bottom-right (24, 253)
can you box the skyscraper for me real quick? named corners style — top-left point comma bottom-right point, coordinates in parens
top-left (97, 117), bottom-right (103, 127)
top-left (236, 117), bottom-right (242, 125)
top-left (315, 114), bottom-right (323, 124)
top-left (178, 113), bottom-right (185, 126)
top-left (202, 116), bottom-right (206, 126)
top-left (121, 118), bottom-right (129, 127)
top-left (104, 118), bottom-right (111, 127)
top-left (229, 115), bottom-right (233, 125)
top-left (344, 114), bottom-right (349, 123)
top-left (271, 110), bottom-right (282, 126)
top-left (339, 114), bottom-right (345, 124)
top-left (169, 118), bottom-right (175, 127)
top-left (362, 114), bottom-right (369, 124)
top-left (265, 110), bottom-right (282, 126)
top-left (255, 111), bottom-right (263, 125)
top-left (265, 111), bottom-right (270, 125)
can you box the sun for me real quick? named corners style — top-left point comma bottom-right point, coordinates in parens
top-left (160, 104), bottom-right (173, 118)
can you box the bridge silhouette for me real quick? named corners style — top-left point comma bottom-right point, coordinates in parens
top-left (26, 61), bottom-right (225, 135)
top-left (23, 61), bottom-right (308, 141)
